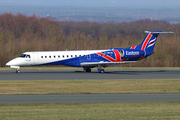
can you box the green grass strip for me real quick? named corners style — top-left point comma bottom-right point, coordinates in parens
top-left (0, 102), bottom-right (180, 120)
top-left (0, 79), bottom-right (180, 95)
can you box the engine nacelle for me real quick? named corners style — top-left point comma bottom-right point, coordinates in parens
top-left (120, 49), bottom-right (145, 58)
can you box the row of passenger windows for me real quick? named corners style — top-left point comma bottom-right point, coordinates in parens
top-left (41, 54), bottom-right (115, 59)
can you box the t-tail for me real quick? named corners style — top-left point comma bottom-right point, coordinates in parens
top-left (130, 31), bottom-right (173, 57)
top-left (120, 31), bottom-right (173, 60)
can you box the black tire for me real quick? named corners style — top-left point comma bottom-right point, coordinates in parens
top-left (101, 69), bottom-right (104, 73)
top-left (86, 68), bottom-right (91, 72)
top-left (16, 70), bottom-right (20, 73)
top-left (98, 69), bottom-right (104, 73)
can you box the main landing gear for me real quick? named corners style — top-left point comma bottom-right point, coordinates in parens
top-left (97, 65), bottom-right (105, 73)
top-left (84, 68), bottom-right (91, 72)
top-left (98, 69), bottom-right (105, 73)
top-left (84, 65), bottom-right (105, 73)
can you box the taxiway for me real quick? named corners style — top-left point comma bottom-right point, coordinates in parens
top-left (0, 93), bottom-right (180, 104)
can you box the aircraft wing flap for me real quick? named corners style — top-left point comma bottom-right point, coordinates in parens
top-left (81, 61), bottom-right (136, 67)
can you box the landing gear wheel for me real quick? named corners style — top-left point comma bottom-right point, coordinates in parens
top-left (85, 68), bottom-right (91, 72)
top-left (98, 69), bottom-right (104, 73)
top-left (16, 70), bottom-right (20, 73)
top-left (101, 69), bottom-right (104, 73)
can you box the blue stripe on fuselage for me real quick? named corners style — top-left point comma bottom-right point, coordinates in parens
top-left (37, 50), bottom-right (149, 67)
top-left (38, 54), bottom-right (110, 67)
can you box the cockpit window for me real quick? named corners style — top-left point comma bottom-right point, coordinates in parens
top-left (19, 54), bottom-right (26, 58)
top-left (19, 54), bottom-right (31, 58)
top-left (26, 55), bottom-right (31, 58)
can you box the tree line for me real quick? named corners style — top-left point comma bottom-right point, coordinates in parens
top-left (0, 13), bottom-right (179, 67)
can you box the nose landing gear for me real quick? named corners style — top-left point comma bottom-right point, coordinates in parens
top-left (16, 69), bottom-right (20, 73)
top-left (9, 66), bottom-right (20, 73)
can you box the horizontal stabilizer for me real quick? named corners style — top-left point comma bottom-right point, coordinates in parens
top-left (144, 31), bottom-right (174, 34)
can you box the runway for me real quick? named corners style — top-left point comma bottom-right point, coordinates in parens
top-left (0, 69), bottom-right (180, 80)
top-left (0, 93), bottom-right (180, 104)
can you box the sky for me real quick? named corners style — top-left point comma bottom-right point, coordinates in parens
top-left (0, 0), bottom-right (179, 8)
top-left (0, 0), bottom-right (180, 23)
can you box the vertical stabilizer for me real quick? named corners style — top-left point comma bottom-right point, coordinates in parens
top-left (139, 31), bottom-right (173, 56)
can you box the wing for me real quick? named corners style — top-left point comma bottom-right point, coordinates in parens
top-left (81, 61), bottom-right (136, 68)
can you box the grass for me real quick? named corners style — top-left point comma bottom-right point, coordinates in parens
top-left (0, 79), bottom-right (180, 95)
top-left (0, 102), bottom-right (180, 120)
top-left (1, 79), bottom-right (180, 119)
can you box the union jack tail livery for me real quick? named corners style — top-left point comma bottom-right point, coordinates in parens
top-left (6, 31), bottom-right (173, 73)
top-left (139, 31), bottom-right (172, 56)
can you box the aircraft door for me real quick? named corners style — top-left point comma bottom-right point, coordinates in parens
top-left (25, 54), bottom-right (32, 65)
top-left (33, 53), bottom-right (39, 65)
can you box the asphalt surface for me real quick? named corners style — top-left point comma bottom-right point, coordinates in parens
top-left (0, 69), bottom-right (180, 80)
top-left (0, 94), bottom-right (180, 104)
top-left (1, 69), bottom-right (180, 104)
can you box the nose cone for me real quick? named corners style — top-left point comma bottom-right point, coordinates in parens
top-left (6, 61), bottom-right (11, 66)
top-left (6, 58), bottom-right (19, 66)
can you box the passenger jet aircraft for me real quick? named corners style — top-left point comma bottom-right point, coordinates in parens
top-left (6, 31), bottom-right (173, 73)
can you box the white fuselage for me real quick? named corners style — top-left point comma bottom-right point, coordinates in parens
top-left (6, 50), bottom-right (108, 67)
